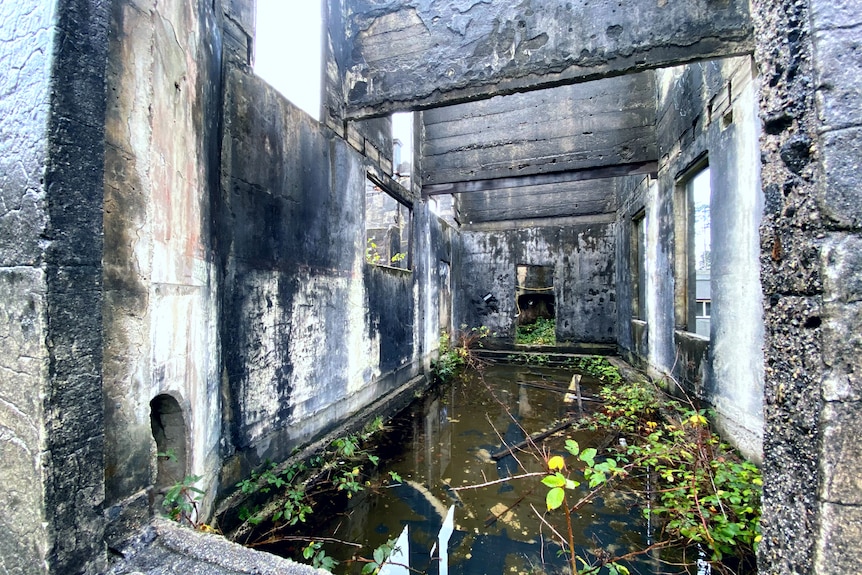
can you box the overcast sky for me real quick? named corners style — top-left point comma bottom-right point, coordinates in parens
top-left (254, 0), bottom-right (413, 159)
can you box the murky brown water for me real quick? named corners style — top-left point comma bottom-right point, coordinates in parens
top-left (279, 363), bottom-right (687, 574)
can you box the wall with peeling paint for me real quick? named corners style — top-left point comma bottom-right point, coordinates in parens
top-left (218, 65), bottom-right (445, 488)
top-left (615, 56), bottom-right (764, 461)
top-left (333, 0), bottom-right (753, 117)
top-left (454, 218), bottom-right (616, 345)
top-left (101, 0), bottom-right (225, 547)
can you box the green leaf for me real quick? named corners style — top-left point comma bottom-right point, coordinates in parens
top-left (565, 439), bottom-right (580, 457)
top-left (546, 487), bottom-right (565, 510)
top-left (579, 448), bottom-right (597, 466)
top-left (373, 545), bottom-right (387, 565)
top-left (542, 473), bottom-right (566, 488)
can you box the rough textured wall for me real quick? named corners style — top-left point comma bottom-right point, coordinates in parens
top-left (102, 0), bottom-right (223, 543)
top-left (219, 67), bottom-right (432, 484)
top-left (0, 1), bottom-right (109, 573)
top-left (752, 0), bottom-right (862, 571)
top-left (422, 72), bottom-right (656, 185)
top-left (337, 0), bottom-right (753, 116)
top-left (455, 219), bottom-right (616, 344)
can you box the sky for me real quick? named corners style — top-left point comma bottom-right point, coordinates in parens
top-left (254, 0), bottom-right (323, 120)
top-left (254, 0), bottom-right (413, 160)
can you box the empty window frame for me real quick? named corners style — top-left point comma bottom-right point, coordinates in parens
top-left (674, 161), bottom-right (711, 338)
top-left (365, 176), bottom-right (412, 270)
top-left (631, 210), bottom-right (647, 321)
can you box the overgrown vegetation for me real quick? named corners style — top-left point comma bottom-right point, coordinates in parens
top-left (515, 317), bottom-right (557, 345)
top-left (157, 449), bottom-right (210, 530)
top-left (534, 369), bottom-right (761, 573)
top-left (227, 417), bottom-right (399, 571)
top-left (431, 325), bottom-right (491, 381)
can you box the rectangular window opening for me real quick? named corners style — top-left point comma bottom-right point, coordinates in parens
top-left (365, 176), bottom-right (412, 270)
top-left (631, 210), bottom-right (647, 321)
top-left (674, 161), bottom-right (711, 338)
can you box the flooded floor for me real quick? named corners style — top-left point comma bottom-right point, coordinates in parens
top-left (284, 363), bottom-right (686, 574)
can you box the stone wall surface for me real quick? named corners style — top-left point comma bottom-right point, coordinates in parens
top-left (0, 0), bottom-right (55, 571)
top-left (455, 219), bottom-right (616, 344)
top-left (750, 0), bottom-right (828, 570)
top-left (102, 0), bottom-right (224, 547)
top-left (338, 0), bottom-right (753, 116)
top-left (0, 0), bottom-right (110, 573)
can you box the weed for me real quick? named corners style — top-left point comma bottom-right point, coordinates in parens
top-left (516, 317), bottom-right (556, 345)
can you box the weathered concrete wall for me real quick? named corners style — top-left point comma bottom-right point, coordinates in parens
top-left (454, 218), bottom-right (616, 344)
top-left (0, 1), bottom-right (109, 573)
top-left (335, 0), bottom-right (753, 117)
top-left (101, 0), bottom-right (224, 546)
top-left (218, 66), bottom-right (442, 485)
top-left (615, 57), bottom-right (764, 461)
top-left (422, 73), bottom-right (656, 185)
top-left (751, 0), bottom-right (862, 571)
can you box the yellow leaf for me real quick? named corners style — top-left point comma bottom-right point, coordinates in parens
top-left (548, 456), bottom-right (565, 471)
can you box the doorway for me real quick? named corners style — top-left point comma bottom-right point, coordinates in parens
top-left (515, 265), bottom-right (556, 345)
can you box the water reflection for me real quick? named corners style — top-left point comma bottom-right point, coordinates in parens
top-left (304, 364), bottom-right (693, 574)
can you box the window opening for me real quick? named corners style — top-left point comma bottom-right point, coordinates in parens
top-left (365, 176), bottom-right (412, 270)
top-left (515, 265), bottom-right (556, 346)
top-left (392, 112), bottom-right (414, 189)
top-left (150, 394), bottom-right (188, 494)
top-left (631, 211), bottom-right (647, 321)
top-left (439, 261), bottom-right (451, 333)
top-left (675, 162), bottom-right (711, 338)
top-left (254, 0), bottom-right (322, 120)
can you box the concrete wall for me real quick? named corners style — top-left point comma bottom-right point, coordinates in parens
top-left (616, 57), bottom-right (765, 461)
top-left (101, 0), bottom-right (224, 547)
top-left (751, 0), bottom-right (862, 571)
top-left (455, 218), bottom-right (616, 345)
top-left (218, 65), bottom-right (445, 486)
top-left (335, 0), bottom-right (753, 117)
top-left (422, 73), bottom-right (656, 186)
top-left (0, 1), bottom-right (109, 573)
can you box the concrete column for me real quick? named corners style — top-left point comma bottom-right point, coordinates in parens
top-left (0, 1), bottom-right (109, 574)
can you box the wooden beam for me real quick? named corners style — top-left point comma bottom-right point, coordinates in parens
top-left (422, 161), bottom-right (657, 197)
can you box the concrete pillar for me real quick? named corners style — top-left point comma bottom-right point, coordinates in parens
top-left (0, 1), bottom-right (109, 574)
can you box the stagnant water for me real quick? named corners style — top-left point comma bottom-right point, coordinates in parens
top-left (275, 363), bottom-right (701, 574)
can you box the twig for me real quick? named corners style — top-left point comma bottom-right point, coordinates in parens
top-left (247, 535), bottom-right (363, 548)
top-left (450, 472), bottom-right (547, 491)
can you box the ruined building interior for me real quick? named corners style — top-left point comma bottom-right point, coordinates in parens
top-left (1, 0), bottom-right (860, 573)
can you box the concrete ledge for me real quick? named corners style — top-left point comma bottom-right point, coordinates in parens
top-left (107, 518), bottom-right (327, 575)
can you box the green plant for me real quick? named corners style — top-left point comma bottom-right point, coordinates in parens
top-left (568, 356), bottom-right (623, 384)
top-left (361, 538), bottom-right (398, 575)
top-left (163, 474), bottom-right (206, 527)
top-left (432, 325), bottom-right (492, 381)
top-left (516, 317), bottom-right (557, 345)
top-left (584, 379), bottom-right (762, 565)
top-left (302, 541), bottom-right (339, 571)
top-left (541, 441), bottom-right (629, 574)
top-left (157, 450), bottom-right (208, 528)
top-left (365, 238), bottom-right (382, 264)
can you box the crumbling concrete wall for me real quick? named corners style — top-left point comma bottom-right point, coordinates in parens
top-left (101, 0), bottom-right (225, 547)
top-left (218, 65), bottom-right (444, 485)
top-left (751, 0), bottom-right (862, 571)
top-left (455, 218), bottom-right (616, 345)
top-left (615, 57), bottom-right (764, 461)
top-left (0, 1), bottom-right (109, 573)
top-left (421, 72), bottom-right (656, 186)
top-left (334, 0), bottom-right (753, 117)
